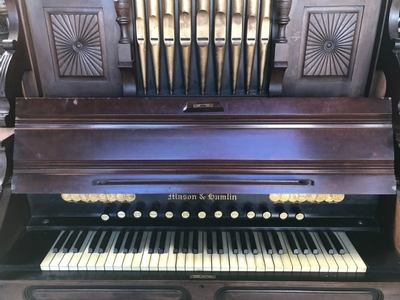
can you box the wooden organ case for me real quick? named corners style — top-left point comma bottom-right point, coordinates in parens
top-left (0, 0), bottom-right (400, 299)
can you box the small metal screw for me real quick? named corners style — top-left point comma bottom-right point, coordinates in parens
top-left (42, 219), bottom-right (50, 224)
top-left (358, 220), bottom-right (363, 225)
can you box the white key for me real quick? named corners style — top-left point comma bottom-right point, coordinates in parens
top-left (132, 231), bottom-right (148, 270)
top-left (158, 232), bottom-right (172, 271)
top-left (211, 232), bottom-right (221, 271)
top-left (323, 232), bottom-right (347, 273)
top-left (336, 232), bottom-right (367, 273)
top-left (122, 231), bottom-right (139, 271)
top-left (311, 232), bottom-right (338, 273)
top-left (276, 232), bottom-right (292, 272)
top-left (306, 232), bottom-right (329, 273)
top-left (268, 232), bottom-right (284, 272)
top-left (235, 232), bottom-right (247, 272)
top-left (40, 230), bottom-right (67, 271)
top-left (244, 232), bottom-right (256, 271)
top-left (226, 232), bottom-right (238, 272)
top-left (333, 232), bottom-right (357, 273)
top-left (256, 232), bottom-right (274, 272)
top-left (49, 231), bottom-right (74, 271)
top-left (40, 232), bottom-right (61, 271)
top-left (96, 231), bottom-right (118, 271)
top-left (140, 231), bottom-right (153, 271)
top-left (166, 232), bottom-right (177, 271)
top-left (69, 231), bottom-right (94, 271)
top-left (220, 232), bottom-right (230, 272)
top-left (203, 232), bottom-right (212, 271)
top-left (176, 232), bottom-right (186, 271)
top-left (113, 231), bottom-right (129, 271)
top-left (298, 232), bottom-right (319, 272)
top-left (252, 232), bottom-right (266, 272)
top-left (59, 231), bottom-right (82, 271)
top-left (103, 231), bottom-right (121, 270)
top-left (290, 232), bottom-right (311, 272)
top-left (185, 231), bottom-right (195, 271)
top-left (86, 231), bottom-right (106, 271)
top-left (149, 232), bottom-right (162, 271)
top-left (279, 232), bottom-right (302, 272)
top-left (194, 231), bottom-right (203, 271)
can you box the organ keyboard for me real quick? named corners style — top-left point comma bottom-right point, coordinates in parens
top-left (40, 229), bottom-right (367, 273)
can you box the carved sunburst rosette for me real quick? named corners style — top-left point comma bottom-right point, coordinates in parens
top-left (303, 12), bottom-right (359, 77)
top-left (49, 13), bottom-right (104, 77)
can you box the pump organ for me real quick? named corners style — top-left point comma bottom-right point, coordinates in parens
top-left (1, 0), bottom-right (400, 299)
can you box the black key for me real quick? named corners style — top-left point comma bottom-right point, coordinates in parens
top-left (192, 231), bottom-right (199, 254)
top-left (158, 231), bottom-right (167, 254)
top-left (318, 231), bottom-right (334, 255)
top-left (98, 230), bottom-right (112, 253)
top-left (217, 231), bottom-right (224, 254)
top-left (295, 231), bottom-right (309, 255)
top-left (248, 231), bottom-right (258, 255)
top-left (206, 231), bottom-right (213, 254)
top-left (62, 230), bottom-right (79, 253)
top-left (271, 231), bottom-right (283, 254)
top-left (230, 231), bottom-right (238, 254)
top-left (113, 230), bottom-right (126, 253)
top-left (303, 231), bottom-right (318, 254)
top-left (73, 229), bottom-right (88, 253)
top-left (53, 230), bottom-right (70, 253)
top-left (239, 231), bottom-right (248, 254)
top-left (148, 231), bottom-right (158, 254)
top-left (173, 231), bottom-right (181, 254)
top-left (182, 231), bottom-right (189, 254)
top-left (132, 231), bottom-right (143, 253)
top-left (285, 231), bottom-right (299, 255)
top-left (328, 231), bottom-right (345, 254)
top-left (88, 230), bottom-right (102, 253)
top-left (123, 231), bottom-right (135, 253)
top-left (261, 231), bottom-right (273, 254)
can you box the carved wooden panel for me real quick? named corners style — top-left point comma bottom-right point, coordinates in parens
top-left (281, 0), bottom-right (386, 97)
top-left (303, 9), bottom-right (362, 77)
top-left (46, 11), bottom-right (105, 77)
top-left (23, 0), bottom-right (122, 97)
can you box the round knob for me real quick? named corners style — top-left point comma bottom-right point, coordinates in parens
top-left (229, 205), bottom-right (239, 219)
top-left (149, 202), bottom-right (160, 219)
top-left (100, 207), bottom-right (111, 221)
top-left (260, 204), bottom-right (271, 219)
top-left (117, 204), bottom-right (129, 219)
top-left (133, 202), bottom-right (145, 218)
top-left (181, 203), bottom-right (191, 219)
top-left (295, 212), bottom-right (305, 221)
top-left (197, 204), bottom-right (206, 219)
top-left (165, 203), bottom-right (175, 219)
top-left (117, 210), bottom-right (126, 218)
top-left (213, 205), bottom-right (223, 218)
top-left (279, 211), bottom-right (288, 220)
top-left (262, 211), bottom-right (272, 219)
top-left (244, 203), bottom-right (255, 219)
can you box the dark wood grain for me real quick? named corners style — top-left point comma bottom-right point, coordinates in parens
top-left (12, 97), bottom-right (395, 195)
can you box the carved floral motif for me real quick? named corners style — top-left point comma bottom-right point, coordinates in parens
top-left (50, 13), bottom-right (104, 77)
top-left (303, 12), bottom-right (358, 77)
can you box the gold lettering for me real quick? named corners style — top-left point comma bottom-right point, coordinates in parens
top-left (168, 193), bottom-right (197, 200)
